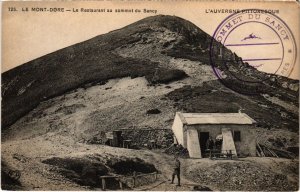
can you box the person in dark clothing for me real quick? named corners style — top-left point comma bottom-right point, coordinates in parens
top-left (171, 156), bottom-right (181, 186)
top-left (206, 136), bottom-right (215, 158)
top-left (215, 135), bottom-right (223, 151)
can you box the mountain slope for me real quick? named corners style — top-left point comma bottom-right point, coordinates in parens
top-left (2, 15), bottom-right (200, 128)
top-left (1, 15), bottom-right (299, 191)
top-left (2, 15), bottom-right (298, 129)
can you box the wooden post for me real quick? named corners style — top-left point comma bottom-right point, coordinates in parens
top-left (133, 171), bottom-right (136, 187)
top-left (102, 178), bottom-right (106, 190)
top-left (155, 172), bottom-right (158, 180)
top-left (119, 180), bottom-right (123, 190)
top-left (257, 142), bottom-right (265, 157)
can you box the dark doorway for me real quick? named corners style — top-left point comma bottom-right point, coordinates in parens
top-left (199, 132), bottom-right (209, 157)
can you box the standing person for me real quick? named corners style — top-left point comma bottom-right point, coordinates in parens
top-left (171, 155), bottom-right (181, 186)
top-left (215, 135), bottom-right (223, 151)
top-left (206, 136), bottom-right (215, 158)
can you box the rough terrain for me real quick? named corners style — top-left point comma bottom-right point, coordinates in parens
top-left (2, 15), bottom-right (299, 191)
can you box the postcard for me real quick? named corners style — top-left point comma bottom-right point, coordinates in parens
top-left (1, 1), bottom-right (299, 191)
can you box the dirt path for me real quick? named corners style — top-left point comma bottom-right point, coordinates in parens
top-left (2, 135), bottom-right (298, 191)
top-left (138, 150), bottom-right (206, 191)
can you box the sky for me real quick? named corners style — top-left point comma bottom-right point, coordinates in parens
top-left (2, 1), bottom-right (299, 79)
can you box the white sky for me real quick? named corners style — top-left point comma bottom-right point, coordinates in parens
top-left (2, 1), bottom-right (299, 79)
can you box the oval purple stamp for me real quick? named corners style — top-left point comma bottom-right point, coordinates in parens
top-left (209, 9), bottom-right (297, 94)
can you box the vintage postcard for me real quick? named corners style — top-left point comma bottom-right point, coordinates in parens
top-left (1, 0), bottom-right (299, 191)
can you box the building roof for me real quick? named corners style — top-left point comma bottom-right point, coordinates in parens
top-left (177, 112), bottom-right (256, 125)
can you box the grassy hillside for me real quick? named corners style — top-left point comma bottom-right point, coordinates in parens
top-left (167, 80), bottom-right (298, 131)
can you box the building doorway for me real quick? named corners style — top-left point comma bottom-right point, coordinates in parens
top-left (199, 132), bottom-right (209, 157)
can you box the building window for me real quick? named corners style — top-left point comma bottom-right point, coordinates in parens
top-left (234, 131), bottom-right (241, 142)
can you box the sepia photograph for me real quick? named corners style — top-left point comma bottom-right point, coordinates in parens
top-left (1, 1), bottom-right (299, 191)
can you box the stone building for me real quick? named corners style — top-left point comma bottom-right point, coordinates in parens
top-left (171, 112), bottom-right (257, 158)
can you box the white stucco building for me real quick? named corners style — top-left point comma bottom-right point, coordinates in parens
top-left (171, 112), bottom-right (257, 158)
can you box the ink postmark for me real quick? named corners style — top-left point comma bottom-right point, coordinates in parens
top-left (209, 9), bottom-right (297, 94)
